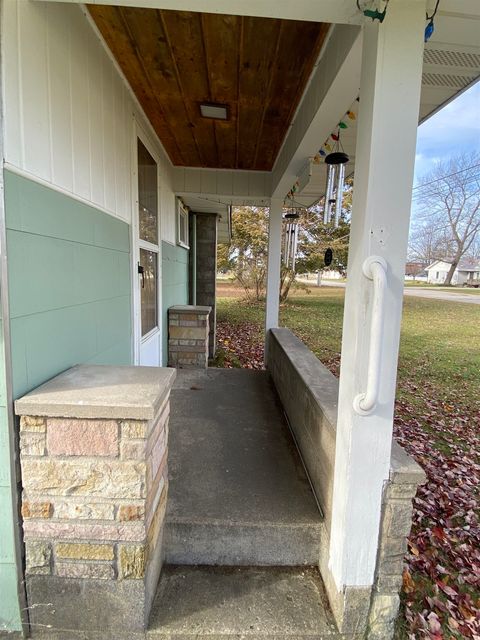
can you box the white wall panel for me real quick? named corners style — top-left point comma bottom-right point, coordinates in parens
top-left (48, 4), bottom-right (74, 191)
top-left (70, 13), bottom-right (92, 202)
top-left (3, 0), bottom-right (22, 169)
top-left (18, 1), bottom-right (51, 182)
top-left (87, 23), bottom-right (105, 209)
top-left (2, 1), bottom-right (175, 228)
top-left (161, 186), bottom-right (177, 244)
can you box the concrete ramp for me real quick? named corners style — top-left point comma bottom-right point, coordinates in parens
top-left (164, 368), bottom-right (322, 566)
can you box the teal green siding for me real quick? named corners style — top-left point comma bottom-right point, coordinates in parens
top-left (0, 170), bottom-right (133, 630)
top-left (4, 170), bottom-right (132, 397)
top-left (162, 241), bottom-right (188, 365)
top-left (0, 319), bottom-right (22, 631)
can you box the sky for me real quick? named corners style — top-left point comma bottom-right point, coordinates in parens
top-left (413, 80), bottom-right (480, 184)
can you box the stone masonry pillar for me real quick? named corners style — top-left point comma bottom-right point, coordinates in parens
top-left (194, 213), bottom-right (217, 358)
top-left (168, 305), bottom-right (211, 368)
top-left (16, 364), bottom-right (176, 637)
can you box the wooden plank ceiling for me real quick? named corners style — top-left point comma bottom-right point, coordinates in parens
top-left (88, 6), bottom-right (329, 170)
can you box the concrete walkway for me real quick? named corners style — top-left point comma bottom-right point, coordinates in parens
top-left (149, 565), bottom-right (339, 639)
top-left (164, 368), bottom-right (322, 566)
top-left (148, 369), bottom-right (341, 638)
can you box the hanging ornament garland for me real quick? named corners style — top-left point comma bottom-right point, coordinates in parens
top-left (284, 98), bottom-right (359, 202)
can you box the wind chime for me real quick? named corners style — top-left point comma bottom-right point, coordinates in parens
top-left (283, 209), bottom-right (300, 271)
top-left (323, 131), bottom-right (349, 228)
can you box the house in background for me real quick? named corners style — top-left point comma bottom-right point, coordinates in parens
top-left (404, 261), bottom-right (428, 281)
top-left (426, 258), bottom-right (480, 284)
top-left (0, 1), bottom-right (479, 638)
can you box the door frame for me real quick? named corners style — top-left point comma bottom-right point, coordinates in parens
top-left (131, 118), bottom-right (163, 366)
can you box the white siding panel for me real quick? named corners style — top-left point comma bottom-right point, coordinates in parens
top-left (48, 5), bottom-right (74, 191)
top-left (217, 171), bottom-right (233, 196)
top-left (161, 186), bottom-right (176, 244)
top-left (184, 169), bottom-right (202, 193)
top-left (69, 8), bottom-right (91, 200)
top-left (200, 169), bottom-right (217, 194)
top-left (102, 58), bottom-right (117, 214)
top-left (233, 172), bottom-right (249, 194)
top-left (3, 1), bottom-right (22, 168)
top-left (19, 2), bottom-right (51, 182)
top-left (114, 87), bottom-right (130, 221)
top-left (2, 1), bottom-right (176, 228)
top-left (87, 24), bottom-right (106, 209)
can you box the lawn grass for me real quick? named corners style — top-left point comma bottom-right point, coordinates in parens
top-left (217, 283), bottom-right (480, 414)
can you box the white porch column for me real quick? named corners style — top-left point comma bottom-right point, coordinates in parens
top-left (265, 198), bottom-right (283, 332)
top-left (329, 0), bottom-right (426, 589)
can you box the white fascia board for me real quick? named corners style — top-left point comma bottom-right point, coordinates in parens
top-left (271, 25), bottom-right (362, 200)
top-left (34, 0), bottom-right (363, 25)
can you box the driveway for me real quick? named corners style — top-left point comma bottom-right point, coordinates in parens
top-left (315, 280), bottom-right (480, 305)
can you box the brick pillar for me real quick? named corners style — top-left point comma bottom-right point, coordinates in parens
top-left (194, 213), bottom-right (217, 358)
top-left (168, 305), bottom-right (211, 368)
top-left (16, 364), bottom-right (176, 636)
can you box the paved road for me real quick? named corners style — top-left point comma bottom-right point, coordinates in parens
top-left (403, 287), bottom-right (480, 305)
top-left (308, 280), bottom-right (480, 305)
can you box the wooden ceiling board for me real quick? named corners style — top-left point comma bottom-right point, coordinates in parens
top-left (236, 16), bottom-right (282, 170)
top-left (89, 5), bottom-right (185, 164)
top-left (201, 13), bottom-right (240, 168)
top-left (119, 6), bottom-right (202, 165)
top-left (160, 10), bottom-right (217, 166)
top-left (88, 6), bottom-right (328, 171)
top-left (255, 21), bottom-right (330, 169)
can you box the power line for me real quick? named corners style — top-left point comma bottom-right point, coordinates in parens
top-left (411, 176), bottom-right (480, 202)
top-left (412, 162), bottom-right (480, 192)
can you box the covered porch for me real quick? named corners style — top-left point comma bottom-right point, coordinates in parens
top-left (150, 342), bottom-right (424, 638)
top-left (1, 0), bottom-right (479, 638)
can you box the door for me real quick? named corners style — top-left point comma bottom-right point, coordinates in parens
top-left (135, 137), bottom-right (161, 366)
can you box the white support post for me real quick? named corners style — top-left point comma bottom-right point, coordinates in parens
top-left (329, 0), bottom-right (426, 589)
top-left (265, 198), bottom-right (283, 333)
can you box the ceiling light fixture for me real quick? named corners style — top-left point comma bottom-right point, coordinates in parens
top-left (199, 103), bottom-right (229, 120)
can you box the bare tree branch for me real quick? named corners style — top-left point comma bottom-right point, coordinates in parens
top-left (409, 151), bottom-right (480, 284)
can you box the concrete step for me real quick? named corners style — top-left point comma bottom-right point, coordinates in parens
top-left (166, 369), bottom-right (323, 567)
top-left (147, 565), bottom-right (343, 639)
top-left (164, 519), bottom-right (322, 566)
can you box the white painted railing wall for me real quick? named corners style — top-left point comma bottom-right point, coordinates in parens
top-left (2, 1), bottom-right (177, 243)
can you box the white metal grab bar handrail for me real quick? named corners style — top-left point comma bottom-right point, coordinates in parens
top-left (353, 256), bottom-right (388, 416)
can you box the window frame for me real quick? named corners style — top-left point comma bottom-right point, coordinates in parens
top-left (177, 198), bottom-right (190, 249)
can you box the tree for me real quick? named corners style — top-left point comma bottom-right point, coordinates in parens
top-left (410, 152), bottom-right (480, 285)
top-left (218, 181), bottom-right (352, 301)
top-left (408, 223), bottom-right (451, 265)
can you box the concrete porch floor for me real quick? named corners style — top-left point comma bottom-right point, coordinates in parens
top-left (163, 368), bottom-right (323, 566)
top-left (148, 369), bottom-right (340, 639)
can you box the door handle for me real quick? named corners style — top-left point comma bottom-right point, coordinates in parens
top-left (138, 263), bottom-right (145, 289)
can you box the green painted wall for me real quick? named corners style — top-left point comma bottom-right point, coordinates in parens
top-left (0, 170), bottom-right (133, 630)
top-left (161, 241), bottom-right (189, 365)
top-left (4, 171), bottom-right (133, 397)
top-left (0, 315), bottom-right (22, 632)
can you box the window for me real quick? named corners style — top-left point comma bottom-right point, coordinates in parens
top-left (177, 199), bottom-right (189, 249)
top-left (137, 140), bottom-right (158, 245)
top-left (436, 271), bottom-right (440, 279)
top-left (140, 248), bottom-right (158, 337)
top-left (137, 138), bottom-right (159, 339)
